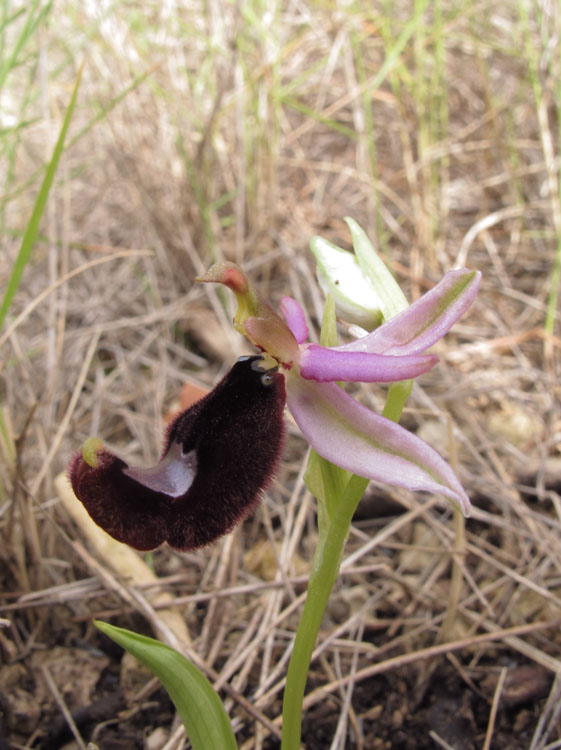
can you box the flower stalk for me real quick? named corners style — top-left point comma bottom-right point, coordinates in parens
top-left (281, 471), bottom-right (370, 749)
top-left (195, 231), bottom-right (479, 746)
top-left (280, 295), bottom-right (406, 749)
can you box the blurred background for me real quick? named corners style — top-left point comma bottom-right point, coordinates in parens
top-left (1, 1), bottom-right (560, 748)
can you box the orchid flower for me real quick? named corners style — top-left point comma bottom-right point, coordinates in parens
top-left (199, 261), bottom-right (480, 515)
top-left (69, 243), bottom-right (479, 552)
top-left (68, 224), bottom-right (481, 750)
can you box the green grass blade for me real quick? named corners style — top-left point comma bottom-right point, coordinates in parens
top-left (0, 61), bottom-right (83, 331)
top-left (0, 6), bottom-right (26, 38)
top-left (67, 64), bottom-right (156, 151)
top-left (280, 95), bottom-right (357, 140)
top-left (176, 131), bottom-right (217, 260)
top-left (518, 0), bottom-right (561, 347)
top-left (0, 115), bottom-right (41, 138)
top-left (0, 0), bottom-right (48, 94)
top-left (1, 64), bottom-right (156, 209)
top-left (95, 621), bottom-right (238, 750)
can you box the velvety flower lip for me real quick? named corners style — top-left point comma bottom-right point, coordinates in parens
top-left (69, 355), bottom-right (286, 551)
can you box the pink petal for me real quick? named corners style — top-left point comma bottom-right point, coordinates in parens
top-left (335, 269), bottom-right (481, 356)
top-left (244, 315), bottom-right (300, 365)
top-left (299, 344), bottom-right (438, 383)
top-left (279, 296), bottom-right (309, 344)
top-left (286, 375), bottom-right (471, 514)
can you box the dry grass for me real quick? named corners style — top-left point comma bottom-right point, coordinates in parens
top-left (1, 1), bottom-right (560, 748)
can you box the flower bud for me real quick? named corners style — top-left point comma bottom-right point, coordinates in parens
top-left (310, 236), bottom-right (383, 330)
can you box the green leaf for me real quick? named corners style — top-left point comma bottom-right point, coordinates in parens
top-left (94, 621), bottom-right (237, 750)
top-left (0, 61), bottom-right (83, 331)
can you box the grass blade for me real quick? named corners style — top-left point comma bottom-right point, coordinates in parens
top-left (0, 61), bottom-right (83, 331)
top-left (0, 0), bottom-right (49, 94)
top-left (1, 64), bottom-right (156, 208)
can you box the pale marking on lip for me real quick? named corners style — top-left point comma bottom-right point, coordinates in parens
top-left (123, 442), bottom-right (198, 498)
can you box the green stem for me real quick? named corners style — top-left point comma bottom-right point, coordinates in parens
top-left (280, 475), bottom-right (368, 750)
top-left (281, 384), bottom-right (407, 749)
top-left (382, 379), bottom-right (412, 422)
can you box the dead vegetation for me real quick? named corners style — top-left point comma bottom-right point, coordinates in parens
top-left (1, 1), bottom-right (560, 748)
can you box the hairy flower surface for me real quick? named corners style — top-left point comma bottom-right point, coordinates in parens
top-left (199, 262), bottom-right (480, 515)
top-left (69, 355), bottom-right (285, 551)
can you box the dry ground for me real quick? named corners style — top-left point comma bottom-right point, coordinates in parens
top-left (1, 1), bottom-right (561, 748)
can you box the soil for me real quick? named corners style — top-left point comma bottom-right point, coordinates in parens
top-left (1, 611), bottom-right (555, 749)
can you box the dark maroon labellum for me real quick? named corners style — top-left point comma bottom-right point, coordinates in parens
top-left (68, 355), bottom-right (286, 551)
